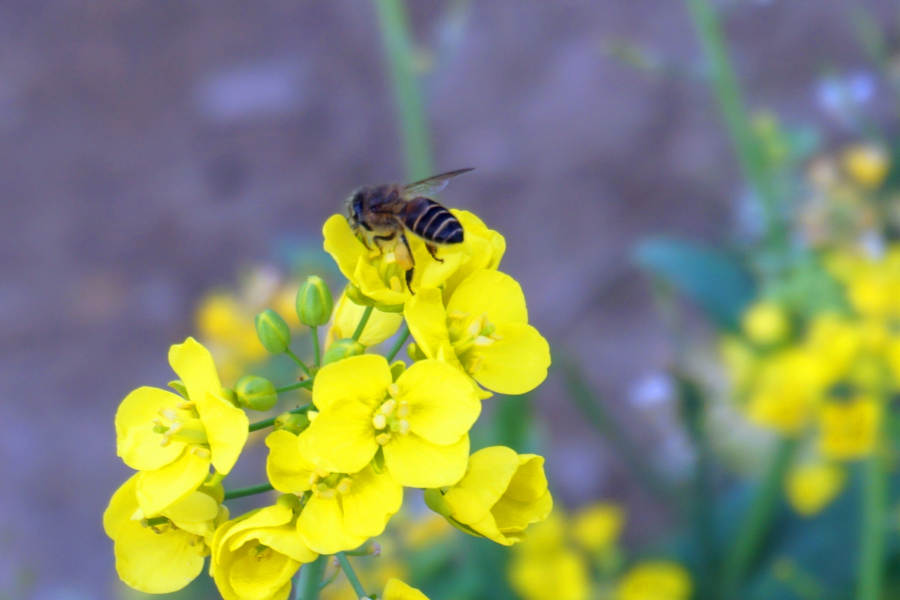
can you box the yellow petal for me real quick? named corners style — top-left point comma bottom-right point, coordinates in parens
top-left (312, 354), bottom-right (392, 412)
top-left (466, 509), bottom-right (515, 546)
top-left (225, 505), bottom-right (294, 551)
top-left (266, 430), bottom-right (316, 494)
top-left (136, 448), bottom-right (210, 516)
top-left (492, 489), bottom-right (553, 533)
top-left (506, 455), bottom-right (549, 502)
top-left (298, 399), bottom-right (379, 474)
top-left (384, 432), bottom-right (469, 488)
top-left (509, 549), bottom-right (589, 600)
top-left (115, 387), bottom-right (185, 471)
top-left (443, 446), bottom-right (519, 525)
top-left (571, 503), bottom-right (624, 552)
top-left (163, 490), bottom-right (219, 524)
top-left (475, 323), bottom-right (550, 395)
top-left (785, 463), bottom-right (847, 516)
top-left (198, 390), bottom-right (249, 475)
top-left (323, 214), bottom-right (370, 283)
top-left (169, 337), bottom-right (222, 406)
top-left (331, 292), bottom-right (403, 347)
top-left (399, 359), bottom-right (481, 444)
top-left (404, 287), bottom-right (450, 359)
top-left (296, 495), bottom-right (368, 555)
top-left (114, 519), bottom-right (204, 594)
top-left (447, 270), bottom-right (528, 326)
top-left (229, 545), bottom-right (299, 600)
top-left (442, 210), bottom-right (506, 300)
top-left (383, 578), bottom-right (431, 600)
top-left (104, 474), bottom-right (140, 539)
top-left (355, 257), bottom-right (410, 305)
top-left (254, 525), bottom-right (318, 564)
top-left (340, 465), bottom-right (404, 538)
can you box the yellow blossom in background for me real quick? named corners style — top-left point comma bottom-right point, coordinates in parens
top-left (572, 502), bottom-right (624, 554)
top-left (103, 474), bottom-right (228, 594)
top-left (265, 430), bottom-right (403, 554)
top-left (509, 547), bottom-right (589, 600)
top-left (804, 314), bottom-right (862, 383)
top-left (741, 301), bottom-right (790, 345)
top-left (115, 337), bottom-right (249, 515)
top-left (842, 144), bottom-right (889, 189)
top-left (405, 270), bottom-right (551, 396)
top-left (818, 397), bottom-right (881, 460)
top-left (299, 355), bottom-right (481, 488)
top-left (785, 462), bottom-right (846, 516)
top-left (616, 561), bottom-right (693, 600)
top-left (430, 446), bottom-right (553, 545)
top-left (211, 504), bottom-right (318, 600)
top-left (327, 291), bottom-right (403, 348)
top-left (196, 293), bottom-right (269, 381)
top-left (745, 349), bottom-right (825, 435)
top-left (720, 336), bottom-right (758, 395)
top-left (382, 578), bottom-right (430, 600)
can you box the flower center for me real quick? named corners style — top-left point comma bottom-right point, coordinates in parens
top-left (447, 311), bottom-right (503, 375)
top-left (248, 544), bottom-right (272, 561)
top-left (308, 469), bottom-right (354, 500)
top-left (370, 251), bottom-right (409, 294)
top-left (372, 384), bottom-right (410, 445)
top-left (152, 401), bottom-right (209, 448)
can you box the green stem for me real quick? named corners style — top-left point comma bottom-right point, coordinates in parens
top-left (373, 0), bottom-right (434, 180)
top-left (335, 553), bottom-right (369, 599)
top-left (352, 306), bottom-right (375, 342)
top-left (285, 348), bottom-right (312, 379)
top-left (720, 438), bottom-right (796, 597)
top-left (683, 0), bottom-right (780, 249)
top-left (311, 326), bottom-right (321, 368)
top-left (223, 482), bottom-right (275, 501)
top-left (386, 323), bottom-right (410, 362)
top-left (858, 449), bottom-right (888, 600)
top-left (275, 380), bottom-right (313, 394)
top-left (248, 404), bottom-right (312, 433)
top-left (296, 554), bottom-right (328, 600)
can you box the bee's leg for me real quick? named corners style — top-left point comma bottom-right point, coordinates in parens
top-left (372, 231), bottom-right (396, 251)
top-left (426, 243), bottom-right (444, 264)
top-left (401, 233), bottom-right (416, 292)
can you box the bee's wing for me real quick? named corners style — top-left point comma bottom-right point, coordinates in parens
top-left (404, 168), bottom-right (475, 197)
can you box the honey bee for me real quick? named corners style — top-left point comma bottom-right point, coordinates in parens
top-left (346, 168), bottom-right (473, 287)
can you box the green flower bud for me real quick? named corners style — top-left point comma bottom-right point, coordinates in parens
top-left (255, 309), bottom-right (291, 354)
top-left (168, 380), bottom-right (189, 399)
top-left (346, 284), bottom-right (377, 307)
top-left (220, 387), bottom-right (240, 408)
top-left (234, 376), bottom-right (278, 412)
top-left (276, 493), bottom-right (301, 510)
top-left (296, 276), bottom-right (334, 327)
top-left (199, 480), bottom-right (225, 505)
top-left (389, 360), bottom-right (406, 382)
top-left (322, 338), bottom-right (366, 365)
top-left (274, 411), bottom-right (311, 434)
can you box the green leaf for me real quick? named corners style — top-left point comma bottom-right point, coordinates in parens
top-left (634, 237), bottom-right (756, 329)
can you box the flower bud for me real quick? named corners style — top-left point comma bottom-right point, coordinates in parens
top-left (274, 411), bottom-right (311, 434)
top-left (234, 376), bottom-right (278, 412)
top-left (220, 387), bottom-right (240, 408)
top-left (322, 338), bottom-right (366, 365)
top-left (168, 380), bottom-right (188, 399)
top-left (255, 309), bottom-right (291, 354)
top-left (276, 493), bottom-right (301, 511)
top-left (296, 276), bottom-right (334, 327)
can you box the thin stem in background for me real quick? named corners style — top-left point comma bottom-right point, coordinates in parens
top-left (373, 0), bottom-right (434, 181)
top-left (682, 0), bottom-right (782, 252)
top-left (719, 438), bottom-right (796, 598)
top-left (857, 446), bottom-right (888, 600)
top-left (311, 326), bottom-right (321, 368)
top-left (335, 553), bottom-right (369, 599)
top-left (248, 403), bottom-right (312, 433)
top-left (223, 482), bottom-right (275, 501)
top-left (275, 380), bottom-right (313, 395)
top-left (352, 306), bottom-right (375, 342)
top-left (296, 555), bottom-right (329, 600)
top-left (386, 323), bottom-right (410, 362)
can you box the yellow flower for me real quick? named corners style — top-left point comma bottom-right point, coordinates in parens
top-left (299, 355), bottom-right (481, 488)
top-left (741, 302), bottom-right (790, 345)
top-left (441, 210), bottom-right (506, 300)
top-left (326, 291), bottom-right (403, 348)
top-left (805, 315), bottom-right (862, 384)
top-left (195, 292), bottom-right (269, 382)
top-left (616, 561), bottom-right (693, 600)
top-left (265, 430), bottom-right (403, 554)
top-left (785, 462), bottom-right (846, 516)
top-left (842, 144), bottom-right (889, 189)
top-left (211, 504), bottom-right (318, 600)
top-left (323, 215), bottom-right (463, 308)
top-left (429, 446), bottom-right (552, 545)
top-left (509, 530), bottom-right (589, 600)
top-left (103, 474), bottom-right (228, 594)
top-left (383, 578), bottom-right (430, 600)
top-left (745, 349), bottom-right (825, 435)
top-left (115, 337), bottom-right (249, 514)
top-left (571, 502), bottom-right (624, 553)
top-left (405, 270), bottom-right (551, 396)
top-left (818, 398), bottom-right (881, 460)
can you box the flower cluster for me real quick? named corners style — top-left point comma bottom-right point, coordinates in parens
top-left (104, 209), bottom-right (553, 599)
top-left (722, 244), bottom-right (900, 515)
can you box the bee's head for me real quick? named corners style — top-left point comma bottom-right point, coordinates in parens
top-left (346, 190), bottom-right (365, 229)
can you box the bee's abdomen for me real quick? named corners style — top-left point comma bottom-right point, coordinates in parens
top-left (403, 197), bottom-right (464, 245)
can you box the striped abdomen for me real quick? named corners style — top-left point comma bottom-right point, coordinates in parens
top-left (402, 197), bottom-right (464, 244)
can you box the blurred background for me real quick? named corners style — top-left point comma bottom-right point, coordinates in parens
top-left (3, 1), bottom-right (900, 599)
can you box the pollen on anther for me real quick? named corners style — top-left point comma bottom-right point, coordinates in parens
top-left (373, 414), bottom-right (387, 430)
top-left (159, 408), bottom-right (178, 422)
top-left (375, 433), bottom-right (392, 446)
top-left (398, 419), bottom-right (410, 435)
top-left (396, 401), bottom-right (410, 418)
top-left (388, 383), bottom-right (400, 399)
top-left (191, 447), bottom-right (211, 459)
top-left (383, 252), bottom-right (397, 264)
top-left (474, 336), bottom-right (495, 347)
top-left (336, 479), bottom-right (353, 494)
top-left (449, 310), bottom-right (469, 320)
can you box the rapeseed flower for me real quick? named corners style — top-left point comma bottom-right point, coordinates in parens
top-left (327, 291), bottom-right (403, 348)
top-left (405, 270), bottom-right (551, 396)
top-left (383, 578), bottom-right (430, 600)
top-left (266, 429), bottom-right (403, 554)
top-left (104, 474), bottom-right (228, 594)
top-left (508, 514), bottom-right (589, 600)
top-left (818, 397), bottom-right (881, 460)
top-left (441, 210), bottom-right (506, 299)
top-left (211, 503), bottom-right (318, 600)
top-left (616, 561), bottom-right (693, 600)
top-left (842, 144), bottom-right (889, 189)
top-left (571, 502), bottom-right (624, 554)
top-left (741, 301), bottom-right (791, 345)
top-left (427, 446), bottom-right (552, 545)
top-left (744, 349), bottom-right (825, 435)
top-left (115, 337), bottom-right (249, 514)
top-left (785, 462), bottom-right (846, 516)
top-left (299, 355), bottom-right (480, 488)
